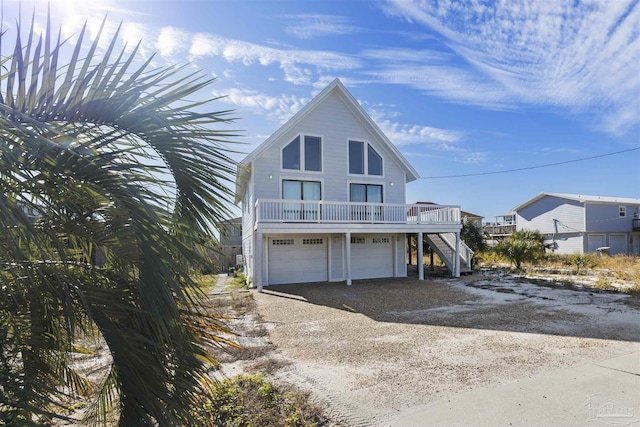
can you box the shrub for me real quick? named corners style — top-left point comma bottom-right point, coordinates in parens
top-left (569, 253), bottom-right (598, 274)
top-left (495, 229), bottom-right (551, 269)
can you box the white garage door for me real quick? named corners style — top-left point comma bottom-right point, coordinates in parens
top-left (351, 235), bottom-right (394, 280)
top-left (268, 236), bottom-right (327, 285)
top-left (587, 234), bottom-right (605, 253)
top-left (609, 234), bottom-right (627, 255)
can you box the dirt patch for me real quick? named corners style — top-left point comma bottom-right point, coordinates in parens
top-left (253, 276), bottom-right (640, 426)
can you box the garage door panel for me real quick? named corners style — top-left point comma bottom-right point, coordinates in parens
top-left (351, 235), bottom-right (393, 280)
top-left (268, 236), bottom-right (327, 285)
top-left (609, 234), bottom-right (627, 255)
top-left (587, 234), bottom-right (605, 253)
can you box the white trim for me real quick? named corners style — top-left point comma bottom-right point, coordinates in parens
top-left (619, 206), bottom-right (627, 218)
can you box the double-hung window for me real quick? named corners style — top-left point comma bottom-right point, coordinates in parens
top-left (283, 180), bottom-right (321, 220)
top-left (282, 135), bottom-right (322, 172)
top-left (349, 140), bottom-right (383, 176)
top-left (619, 206), bottom-right (626, 218)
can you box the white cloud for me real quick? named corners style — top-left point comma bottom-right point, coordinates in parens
top-left (377, 119), bottom-right (461, 145)
top-left (366, 104), bottom-right (462, 145)
top-left (361, 47), bottom-right (451, 63)
top-left (189, 32), bottom-right (361, 70)
top-left (282, 14), bottom-right (362, 39)
top-left (382, 0), bottom-right (640, 134)
top-left (157, 27), bottom-right (189, 58)
top-left (212, 87), bottom-right (308, 123)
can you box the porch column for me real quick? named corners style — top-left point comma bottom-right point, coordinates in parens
top-left (345, 232), bottom-right (352, 286)
top-left (255, 232), bottom-right (264, 292)
top-left (392, 235), bottom-right (397, 277)
top-left (454, 231), bottom-right (460, 278)
top-left (417, 232), bottom-right (424, 280)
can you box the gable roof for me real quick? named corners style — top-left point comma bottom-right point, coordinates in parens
top-left (512, 192), bottom-right (640, 212)
top-left (235, 79), bottom-right (420, 202)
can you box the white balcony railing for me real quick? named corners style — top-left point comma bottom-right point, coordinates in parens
top-left (255, 199), bottom-right (461, 225)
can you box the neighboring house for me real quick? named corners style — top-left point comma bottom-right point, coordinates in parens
top-left (483, 212), bottom-right (517, 240)
top-left (512, 193), bottom-right (640, 255)
top-left (216, 217), bottom-right (242, 272)
top-left (235, 79), bottom-right (469, 290)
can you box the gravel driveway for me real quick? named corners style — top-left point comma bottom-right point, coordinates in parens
top-left (253, 275), bottom-right (640, 426)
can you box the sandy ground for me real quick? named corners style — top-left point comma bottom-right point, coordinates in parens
top-left (252, 274), bottom-right (640, 426)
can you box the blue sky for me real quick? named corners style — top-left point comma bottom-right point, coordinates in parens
top-left (5, 0), bottom-right (639, 220)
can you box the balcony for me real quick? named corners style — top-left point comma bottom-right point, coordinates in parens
top-left (483, 223), bottom-right (516, 237)
top-left (255, 199), bottom-right (461, 225)
top-left (633, 218), bottom-right (640, 231)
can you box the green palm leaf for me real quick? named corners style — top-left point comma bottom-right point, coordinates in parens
top-left (1, 11), bottom-right (240, 425)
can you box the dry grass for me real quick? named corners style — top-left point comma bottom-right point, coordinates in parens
top-left (248, 358), bottom-right (292, 375)
top-left (477, 252), bottom-right (639, 292)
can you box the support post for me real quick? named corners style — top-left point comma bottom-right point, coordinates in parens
top-left (418, 232), bottom-right (424, 280)
top-left (430, 247), bottom-right (434, 270)
top-left (345, 232), bottom-right (352, 286)
top-left (255, 232), bottom-right (264, 292)
top-left (454, 231), bottom-right (460, 278)
top-left (392, 235), bottom-right (397, 277)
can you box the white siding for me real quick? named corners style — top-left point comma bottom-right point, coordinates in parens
top-left (252, 91), bottom-right (407, 205)
top-left (517, 195), bottom-right (584, 234)
top-left (241, 170), bottom-right (255, 284)
top-left (548, 233), bottom-right (584, 254)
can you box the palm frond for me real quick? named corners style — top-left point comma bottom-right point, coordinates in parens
top-left (1, 10), bottom-right (241, 425)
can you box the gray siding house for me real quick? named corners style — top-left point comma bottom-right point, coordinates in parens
top-left (215, 217), bottom-right (242, 272)
top-left (513, 193), bottom-right (640, 255)
top-left (235, 79), bottom-right (470, 290)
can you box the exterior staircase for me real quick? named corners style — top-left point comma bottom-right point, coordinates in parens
top-left (425, 233), bottom-right (473, 275)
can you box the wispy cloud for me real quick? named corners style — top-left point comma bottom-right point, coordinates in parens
top-left (361, 47), bottom-right (451, 63)
top-left (366, 105), bottom-right (462, 145)
top-left (382, 0), bottom-right (640, 134)
top-left (189, 33), bottom-right (361, 71)
top-left (212, 87), bottom-right (308, 123)
top-left (282, 14), bottom-right (362, 39)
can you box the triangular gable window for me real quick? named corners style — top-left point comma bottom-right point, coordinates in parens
top-left (349, 140), bottom-right (383, 176)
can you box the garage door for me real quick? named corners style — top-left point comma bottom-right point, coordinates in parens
top-left (351, 235), bottom-right (393, 280)
top-left (587, 234), bottom-right (605, 253)
top-left (609, 234), bottom-right (627, 255)
top-left (268, 236), bottom-right (327, 285)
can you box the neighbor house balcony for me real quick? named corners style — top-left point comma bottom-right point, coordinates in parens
top-left (254, 199), bottom-right (461, 232)
top-left (483, 223), bottom-right (517, 237)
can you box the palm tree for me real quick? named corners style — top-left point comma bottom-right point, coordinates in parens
top-left (0, 14), bottom-right (238, 425)
top-left (495, 229), bottom-right (551, 269)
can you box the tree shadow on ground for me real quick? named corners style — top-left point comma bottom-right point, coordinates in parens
top-left (261, 276), bottom-right (640, 343)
